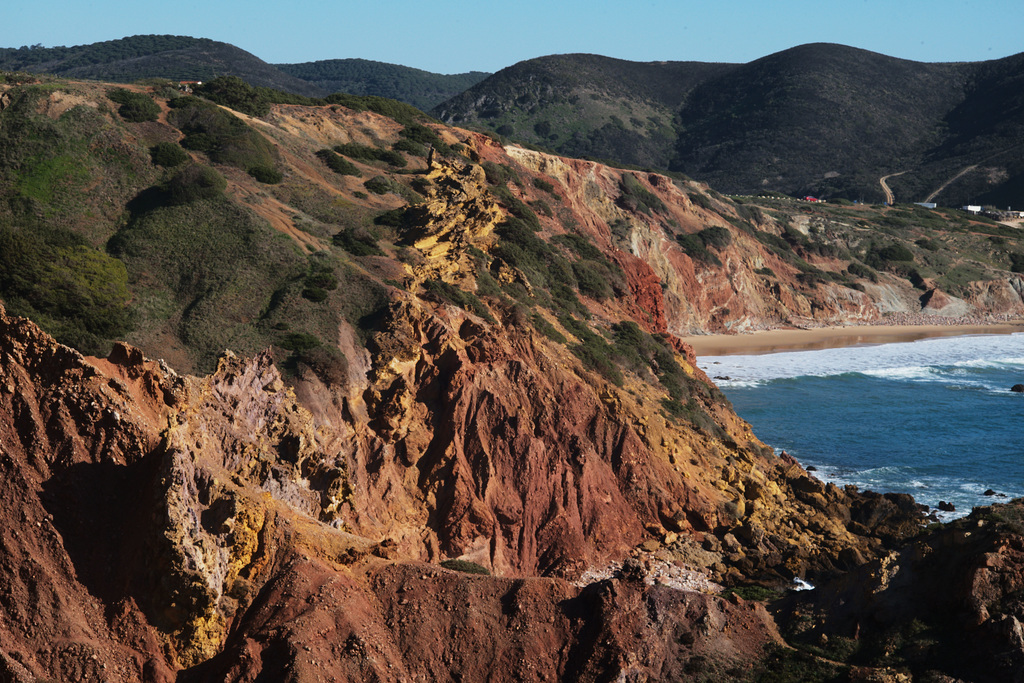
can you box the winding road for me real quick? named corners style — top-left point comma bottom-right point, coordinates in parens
top-left (878, 171), bottom-right (907, 204)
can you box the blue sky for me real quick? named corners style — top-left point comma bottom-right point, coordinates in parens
top-left (5, 0), bottom-right (1023, 74)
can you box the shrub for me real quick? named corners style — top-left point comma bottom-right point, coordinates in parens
top-left (163, 164), bottom-right (226, 204)
top-left (572, 259), bottom-right (615, 299)
top-left (491, 186), bottom-right (540, 230)
top-left (149, 142), bottom-right (188, 167)
top-left (847, 262), bottom-right (877, 281)
top-left (333, 227), bottom-right (384, 256)
top-left (440, 559), bottom-right (490, 575)
top-left (316, 149), bottom-right (361, 176)
top-left (676, 233), bottom-right (721, 266)
top-left (698, 226), bottom-right (732, 250)
top-left (531, 313), bottom-right (567, 343)
top-left (392, 138), bottom-right (427, 157)
top-left (688, 192), bottom-right (715, 211)
top-left (107, 88), bottom-right (160, 122)
top-left (1011, 253), bottom-right (1024, 274)
top-left (334, 142), bottom-right (407, 168)
top-left (0, 226), bottom-right (132, 354)
top-left (168, 97), bottom-right (277, 170)
top-left (532, 177), bottom-right (558, 196)
top-left (561, 316), bottom-right (623, 385)
top-left (399, 123), bottom-right (451, 155)
top-left (618, 173), bottom-right (665, 214)
top-left (294, 345), bottom-right (348, 386)
top-left (194, 76), bottom-right (270, 117)
top-left (301, 262), bottom-right (338, 301)
top-left (364, 175), bottom-right (396, 195)
top-left (248, 165), bottom-right (283, 184)
top-left (482, 161), bottom-right (517, 186)
top-left (279, 332), bottom-right (321, 352)
top-left (875, 244), bottom-right (915, 263)
top-left (420, 279), bottom-right (495, 323)
top-left (374, 208), bottom-right (411, 228)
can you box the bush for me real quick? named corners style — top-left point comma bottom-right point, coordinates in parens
top-left (399, 123), bottom-right (451, 155)
top-left (107, 88), bottom-right (160, 122)
top-left (333, 227), bottom-right (384, 256)
top-left (364, 175), bottom-right (396, 195)
top-left (491, 186), bottom-right (540, 230)
top-left (0, 225), bottom-right (132, 355)
top-left (847, 262), bottom-right (877, 281)
top-left (294, 345), bottom-right (348, 386)
top-left (561, 316), bottom-right (623, 386)
top-left (1010, 253), bottom-right (1024, 274)
top-left (194, 76), bottom-right (270, 117)
top-left (572, 259), bottom-right (615, 299)
top-left (618, 173), bottom-right (665, 214)
top-left (532, 177), bottom-right (558, 196)
top-left (168, 97), bottom-right (278, 170)
top-left (280, 332), bottom-right (321, 352)
top-left (149, 142), bottom-right (188, 167)
top-left (676, 233), bottom-right (721, 266)
top-left (248, 165), bottom-right (283, 184)
top-left (698, 226), bottom-right (732, 250)
top-left (440, 559), bottom-right (490, 575)
top-left (392, 138), bottom-right (427, 157)
top-left (334, 142), bottom-right (407, 168)
top-left (482, 161), bottom-right (517, 186)
top-left (688, 192), bottom-right (715, 211)
top-left (420, 279), bottom-right (495, 323)
top-left (163, 165), bottom-right (227, 204)
top-left (316, 149), bottom-right (361, 176)
top-left (374, 208), bottom-right (411, 228)
top-left (531, 313), bottom-right (567, 343)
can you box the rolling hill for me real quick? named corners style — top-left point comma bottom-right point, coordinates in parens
top-left (0, 35), bottom-right (326, 97)
top-left (274, 58), bottom-right (489, 110)
top-left (434, 44), bottom-right (1024, 207)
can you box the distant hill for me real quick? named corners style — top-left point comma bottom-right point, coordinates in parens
top-left (434, 45), bottom-right (1024, 206)
top-left (434, 53), bottom-right (735, 170)
top-left (0, 35), bottom-right (326, 97)
top-left (275, 58), bottom-right (489, 110)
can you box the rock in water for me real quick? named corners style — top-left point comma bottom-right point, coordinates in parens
top-left (1011, 384), bottom-right (1024, 393)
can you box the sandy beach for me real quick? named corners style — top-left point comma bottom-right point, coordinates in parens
top-left (681, 320), bottom-right (1024, 357)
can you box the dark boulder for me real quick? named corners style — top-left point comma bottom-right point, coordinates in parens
top-left (1011, 384), bottom-right (1024, 393)
top-left (938, 501), bottom-right (956, 512)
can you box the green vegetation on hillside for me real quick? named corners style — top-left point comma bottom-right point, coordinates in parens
top-left (168, 95), bottom-right (279, 173)
top-left (275, 58), bottom-right (490, 110)
top-left (435, 47), bottom-right (1024, 207)
top-left (0, 35), bottom-right (324, 97)
top-left (107, 88), bottom-right (161, 122)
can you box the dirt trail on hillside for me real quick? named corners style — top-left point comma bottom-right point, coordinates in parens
top-left (878, 171), bottom-right (907, 204)
top-left (924, 164), bottom-right (978, 203)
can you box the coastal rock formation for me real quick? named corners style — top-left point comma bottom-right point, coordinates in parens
top-left (782, 501), bottom-right (1024, 680)
top-left (2, 80), bottom-right (1023, 681)
top-left (0, 292), bottom-right (930, 679)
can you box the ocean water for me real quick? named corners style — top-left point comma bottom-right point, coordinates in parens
top-left (699, 333), bottom-right (1024, 520)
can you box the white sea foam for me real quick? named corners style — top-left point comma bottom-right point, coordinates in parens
top-left (699, 332), bottom-right (1024, 386)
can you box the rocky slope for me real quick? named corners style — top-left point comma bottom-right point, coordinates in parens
top-left (0, 288), bottom-right (930, 680)
top-left (2, 76), bottom-right (1024, 681)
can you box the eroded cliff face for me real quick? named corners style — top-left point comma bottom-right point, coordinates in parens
top-left (0, 269), bottom-right (926, 680)
top-left (3, 91), bottom-right (1021, 682)
top-left (501, 146), bottom-right (1024, 332)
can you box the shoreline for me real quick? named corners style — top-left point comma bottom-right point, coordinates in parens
top-left (680, 320), bottom-right (1024, 357)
